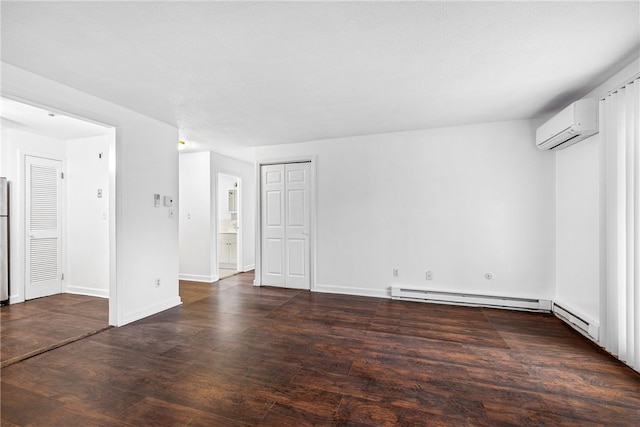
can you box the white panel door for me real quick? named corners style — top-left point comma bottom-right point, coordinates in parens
top-left (261, 164), bottom-right (286, 287)
top-left (284, 162), bottom-right (310, 289)
top-left (261, 162), bottom-right (310, 289)
top-left (25, 156), bottom-right (63, 300)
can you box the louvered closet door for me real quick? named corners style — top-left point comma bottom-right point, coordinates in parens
top-left (25, 156), bottom-right (63, 300)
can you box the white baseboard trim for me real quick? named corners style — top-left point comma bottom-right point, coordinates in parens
top-left (179, 273), bottom-right (215, 283)
top-left (9, 295), bottom-right (25, 305)
top-left (552, 301), bottom-right (599, 341)
top-left (66, 286), bottom-right (109, 299)
top-left (314, 283), bottom-right (390, 299)
top-left (121, 296), bottom-right (182, 326)
top-left (242, 264), bottom-right (255, 272)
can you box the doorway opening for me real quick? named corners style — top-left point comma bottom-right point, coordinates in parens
top-left (217, 173), bottom-right (241, 280)
top-left (0, 96), bottom-right (116, 334)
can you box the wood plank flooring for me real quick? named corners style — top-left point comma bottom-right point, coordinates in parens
top-left (2, 271), bottom-right (639, 426)
top-left (0, 293), bottom-right (109, 368)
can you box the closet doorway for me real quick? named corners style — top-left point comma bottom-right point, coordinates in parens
top-left (259, 162), bottom-right (311, 289)
top-left (217, 173), bottom-right (240, 279)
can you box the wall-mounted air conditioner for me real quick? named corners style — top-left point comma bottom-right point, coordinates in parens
top-left (535, 98), bottom-right (598, 151)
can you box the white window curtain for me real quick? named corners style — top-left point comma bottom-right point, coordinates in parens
top-left (600, 75), bottom-right (640, 372)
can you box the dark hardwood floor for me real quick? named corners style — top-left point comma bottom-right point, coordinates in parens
top-left (2, 271), bottom-right (639, 426)
top-left (0, 293), bottom-right (109, 368)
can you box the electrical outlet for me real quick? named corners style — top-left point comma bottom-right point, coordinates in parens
top-left (393, 268), bottom-right (398, 278)
top-left (155, 279), bottom-right (161, 288)
top-left (426, 271), bottom-right (433, 280)
top-left (484, 273), bottom-right (493, 280)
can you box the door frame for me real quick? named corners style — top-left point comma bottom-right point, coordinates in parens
top-left (3, 95), bottom-right (118, 326)
top-left (215, 172), bottom-right (242, 276)
top-left (254, 155), bottom-right (317, 290)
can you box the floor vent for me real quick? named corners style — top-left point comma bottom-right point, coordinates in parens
top-left (390, 286), bottom-right (552, 312)
top-left (553, 303), bottom-right (599, 341)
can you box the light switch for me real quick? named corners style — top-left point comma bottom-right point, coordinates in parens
top-left (97, 189), bottom-right (103, 198)
top-left (154, 193), bottom-right (161, 207)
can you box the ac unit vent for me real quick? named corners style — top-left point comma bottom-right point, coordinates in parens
top-left (536, 99), bottom-right (598, 151)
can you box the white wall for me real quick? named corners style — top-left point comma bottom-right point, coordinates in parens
top-left (555, 137), bottom-right (600, 322)
top-left (66, 135), bottom-right (110, 297)
top-left (0, 129), bottom-right (67, 304)
top-left (555, 56), bottom-right (640, 325)
top-left (1, 62), bottom-right (180, 326)
top-left (256, 119), bottom-right (556, 299)
top-left (178, 151), bottom-right (255, 282)
top-left (179, 152), bottom-right (215, 282)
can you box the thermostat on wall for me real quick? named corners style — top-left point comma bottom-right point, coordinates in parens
top-left (164, 196), bottom-right (173, 207)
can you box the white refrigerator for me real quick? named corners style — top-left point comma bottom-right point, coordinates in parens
top-left (1, 177), bottom-right (9, 305)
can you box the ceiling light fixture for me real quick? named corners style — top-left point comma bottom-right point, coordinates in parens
top-left (178, 140), bottom-right (186, 151)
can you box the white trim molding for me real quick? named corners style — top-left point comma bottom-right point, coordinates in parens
top-left (314, 283), bottom-right (390, 299)
top-left (122, 296), bottom-right (181, 326)
top-left (66, 286), bottom-right (109, 299)
top-left (179, 273), bottom-right (217, 283)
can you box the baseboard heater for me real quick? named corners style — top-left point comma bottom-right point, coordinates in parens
top-left (390, 286), bottom-right (552, 312)
top-left (552, 303), bottom-right (599, 341)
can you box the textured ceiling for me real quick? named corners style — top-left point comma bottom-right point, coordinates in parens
top-left (1, 1), bottom-right (639, 159)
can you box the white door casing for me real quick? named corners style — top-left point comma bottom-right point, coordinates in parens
top-left (261, 162), bottom-right (310, 289)
top-left (25, 156), bottom-right (63, 300)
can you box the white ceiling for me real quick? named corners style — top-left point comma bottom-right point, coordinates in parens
top-left (1, 1), bottom-right (639, 159)
top-left (0, 97), bottom-right (111, 140)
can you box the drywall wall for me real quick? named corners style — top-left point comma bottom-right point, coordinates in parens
top-left (1, 62), bottom-right (180, 326)
top-left (179, 152), bottom-right (215, 282)
top-left (0, 129), bottom-right (67, 304)
top-left (66, 135), bottom-right (110, 297)
top-left (178, 151), bottom-right (255, 280)
top-left (555, 137), bottom-right (600, 323)
top-left (555, 56), bottom-right (640, 325)
top-left (255, 119), bottom-right (555, 299)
